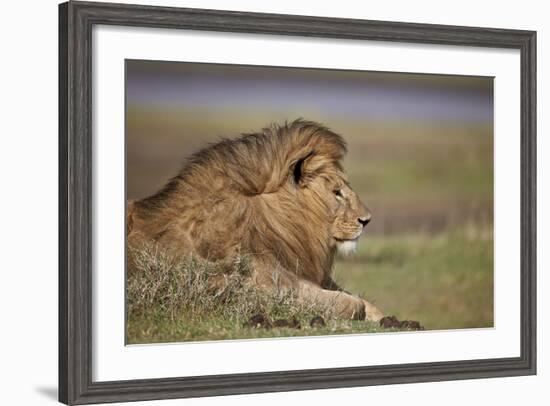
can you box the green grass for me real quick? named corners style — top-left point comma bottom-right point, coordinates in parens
top-left (334, 224), bottom-right (494, 330)
top-left (127, 312), bottom-right (394, 344)
top-left (126, 224), bottom-right (493, 344)
top-left (125, 110), bottom-right (494, 343)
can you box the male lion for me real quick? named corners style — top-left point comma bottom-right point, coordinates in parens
top-left (127, 119), bottom-right (384, 321)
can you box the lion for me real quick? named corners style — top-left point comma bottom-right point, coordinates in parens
top-left (127, 119), bottom-right (384, 321)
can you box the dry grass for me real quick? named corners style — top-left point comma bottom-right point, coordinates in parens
top-left (127, 240), bottom-right (339, 321)
top-left (126, 241), bottom-right (396, 344)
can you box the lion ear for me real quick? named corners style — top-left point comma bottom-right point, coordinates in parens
top-left (292, 151), bottom-right (315, 186)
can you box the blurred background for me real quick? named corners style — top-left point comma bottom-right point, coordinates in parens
top-left (126, 59), bottom-right (494, 330)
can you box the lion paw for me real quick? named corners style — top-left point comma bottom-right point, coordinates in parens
top-left (379, 315), bottom-right (424, 330)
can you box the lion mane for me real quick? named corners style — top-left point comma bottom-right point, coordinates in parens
top-left (127, 119), bottom-right (384, 320)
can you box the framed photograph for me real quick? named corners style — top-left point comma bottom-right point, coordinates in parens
top-left (59, 1), bottom-right (536, 404)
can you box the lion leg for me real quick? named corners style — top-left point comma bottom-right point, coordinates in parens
top-left (251, 263), bottom-right (371, 321)
top-left (322, 276), bottom-right (385, 322)
top-left (295, 279), bottom-right (366, 320)
top-left (361, 299), bottom-right (385, 322)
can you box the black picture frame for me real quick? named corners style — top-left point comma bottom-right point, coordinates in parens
top-left (59, 1), bottom-right (537, 404)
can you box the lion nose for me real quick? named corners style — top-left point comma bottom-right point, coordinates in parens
top-left (358, 217), bottom-right (371, 227)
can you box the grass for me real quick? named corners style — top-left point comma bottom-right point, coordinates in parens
top-left (126, 224), bottom-right (493, 344)
top-left (126, 241), bottom-right (403, 345)
top-left (334, 224), bottom-right (494, 330)
top-left (125, 110), bottom-right (494, 344)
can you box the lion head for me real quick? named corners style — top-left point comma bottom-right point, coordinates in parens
top-left (330, 182), bottom-right (372, 255)
top-left (129, 119), bottom-right (372, 286)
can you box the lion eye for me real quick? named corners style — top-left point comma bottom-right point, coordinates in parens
top-left (333, 189), bottom-right (344, 198)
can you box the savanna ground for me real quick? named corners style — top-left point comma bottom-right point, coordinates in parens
top-left (126, 110), bottom-right (493, 344)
